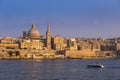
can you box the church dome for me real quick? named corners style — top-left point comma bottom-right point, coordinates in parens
top-left (28, 24), bottom-right (40, 39)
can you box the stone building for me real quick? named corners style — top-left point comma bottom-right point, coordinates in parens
top-left (0, 37), bottom-right (19, 49)
top-left (20, 39), bottom-right (43, 49)
top-left (52, 35), bottom-right (67, 50)
top-left (0, 23), bottom-right (119, 59)
top-left (21, 24), bottom-right (52, 50)
top-left (67, 38), bottom-right (78, 50)
top-left (91, 41), bottom-right (101, 51)
top-left (78, 42), bottom-right (91, 51)
top-left (46, 25), bottom-right (52, 50)
top-left (101, 41), bottom-right (116, 51)
top-left (23, 24), bottom-right (40, 40)
top-left (28, 24), bottom-right (40, 39)
top-left (0, 37), bottom-right (17, 44)
top-left (115, 43), bottom-right (120, 51)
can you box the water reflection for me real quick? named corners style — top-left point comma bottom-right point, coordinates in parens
top-left (0, 59), bottom-right (120, 80)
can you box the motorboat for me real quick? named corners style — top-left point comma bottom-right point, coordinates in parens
top-left (87, 63), bottom-right (104, 68)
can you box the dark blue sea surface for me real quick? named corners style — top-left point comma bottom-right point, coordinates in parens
top-left (0, 59), bottom-right (120, 80)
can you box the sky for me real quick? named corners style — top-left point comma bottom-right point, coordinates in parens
top-left (0, 0), bottom-right (120, 38)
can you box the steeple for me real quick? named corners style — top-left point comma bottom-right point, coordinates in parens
top-left (47, 24), bottom-right (51, 32)
top-left (46, 24), bottom-right (52, 50)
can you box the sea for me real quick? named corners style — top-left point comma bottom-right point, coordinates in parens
top-left (0, 59), bottom-right (120, 80)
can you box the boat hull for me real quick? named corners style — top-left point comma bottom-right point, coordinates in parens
top-left (87, 64), bottom-right (104, 68)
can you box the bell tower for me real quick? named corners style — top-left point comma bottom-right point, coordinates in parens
top-left (46, 24), bottom-right (51, 49)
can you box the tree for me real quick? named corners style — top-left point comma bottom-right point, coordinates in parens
top-left (15, 51), bottom-right (20, 56)
top-left (8, 51), bottom-right (13, 57)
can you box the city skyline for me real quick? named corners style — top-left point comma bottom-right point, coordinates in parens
top-left (0, 0), bottom-right (120, 38)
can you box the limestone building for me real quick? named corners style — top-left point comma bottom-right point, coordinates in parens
top-left (91, 42), bottom-right (101, 51)
top-left (67, 38), bottom-right (78, 50)
top-left (46, 25), bottom-right (52, 50)
top-left (52, 35), bottom-right (67, 50)
top-left (0, 37), bottom-right (19, 48)
top-left (21, 23), bottom-right (52, 50)
top-left (23, 24), bottom-right (40, 40)
top-left (20, 39), bottom-right (43, 49)
top-left (78, 42), bottom-right (91, 51)
top-left (28, 24), bottom-right (40, 39)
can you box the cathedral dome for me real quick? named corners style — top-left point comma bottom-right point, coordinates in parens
top-left (28, 24), bottom-right (40, 39)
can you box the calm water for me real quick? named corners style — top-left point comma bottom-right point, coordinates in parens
top-left (0, 59), bottom-right (120, 80)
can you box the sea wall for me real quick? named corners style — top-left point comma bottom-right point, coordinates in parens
top-left (65, 50), bottom-right (116, 59)
top-left (65, 50), bottom-right (96, 59)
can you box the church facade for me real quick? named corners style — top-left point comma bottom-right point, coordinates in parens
top-left (20, 24), bottom-right (52, 50)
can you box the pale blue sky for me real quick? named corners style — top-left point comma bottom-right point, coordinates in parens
top-left (0, 0), bottom-right (120, 38)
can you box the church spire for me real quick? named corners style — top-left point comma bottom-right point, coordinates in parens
top-left (46, 24), bottom-right (52, 50)
top-left (47, 24), bottom-right (51, 32)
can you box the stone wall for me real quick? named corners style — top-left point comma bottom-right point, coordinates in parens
top-left (65, 50), bottom-right (116, 59)
top-left (65, 50), bottom-right (96, 59)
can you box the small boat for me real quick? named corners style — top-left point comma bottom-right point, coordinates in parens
top-left (87, 63), bottom-right (104, 68)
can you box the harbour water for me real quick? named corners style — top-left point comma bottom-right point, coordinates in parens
top-left (0, 59), bottom-right (120, 80)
